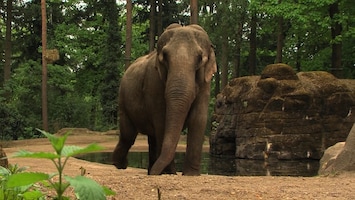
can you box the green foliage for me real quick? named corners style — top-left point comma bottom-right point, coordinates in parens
top-left (5, 129), bottom-right (115, 200)
top-left (0, 164), bottom-right (44, 200)
top-left (65, 176), bottom-right (105, 200)
top-left (0, 101), bottom-right (27, 140)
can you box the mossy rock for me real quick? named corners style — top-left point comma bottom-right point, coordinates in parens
top-left (261, 63), bottom-right (298, 80)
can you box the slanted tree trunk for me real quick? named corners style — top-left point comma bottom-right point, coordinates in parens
top-left (329, 2), bottom-right (342, 78)
top-left (125, 0), bottom-right (132, 70)
top-left (190, 0), bottom-right (198, 24)
top-left (41, 0), bottom-right (48, 131)
top-left (149, 0), bottom-right (156, 52)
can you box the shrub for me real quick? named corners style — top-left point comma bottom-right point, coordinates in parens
top-left (1, 129), bottom-right (115, 200)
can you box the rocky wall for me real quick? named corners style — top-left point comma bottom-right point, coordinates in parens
top-left (210, 63), bottom-right (355, 160)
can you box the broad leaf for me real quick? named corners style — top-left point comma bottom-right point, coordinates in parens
top-left (0, 166), bottom-right (10, 176)
top-left (6, 172), bottom-right (49, 188)
top-left (22, 190), bottom-right (44, 200)
top-left (61, 144), bottom-right (104, 157)
top-left (12, 150), bottom-right (60, 160)
top-left (65, 176), bottom-right (106, 200)
top-left (37, 129), bottom-right (70, 155)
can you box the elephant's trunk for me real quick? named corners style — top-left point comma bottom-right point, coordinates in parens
top-left (149, 71), bottom-right (195, 175)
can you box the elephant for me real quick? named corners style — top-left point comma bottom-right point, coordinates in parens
top-left (112, 23), bottom-right (217, 175)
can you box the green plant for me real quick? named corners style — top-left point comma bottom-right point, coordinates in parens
top-left (8, 129), bottom-right (115, 200)
top-left (0, 164), bottom-right (44, 200)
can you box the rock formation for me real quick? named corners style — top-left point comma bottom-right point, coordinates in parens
top-left (319, 123), bottom-right (355, 175)
top-left (210, 63), bottom-right (355, 160)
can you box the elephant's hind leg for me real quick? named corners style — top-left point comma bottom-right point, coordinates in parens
top-left (112, 114), bottom-right (138, 169)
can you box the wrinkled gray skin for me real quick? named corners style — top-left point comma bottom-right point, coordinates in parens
top-left (112, 24), bottom-right (217, 175)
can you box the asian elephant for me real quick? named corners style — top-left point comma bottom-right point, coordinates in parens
top-left (112, 23), bottom-right (217, 175)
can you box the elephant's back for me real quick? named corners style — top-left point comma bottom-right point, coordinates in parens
top-left (119, 54), bottom-right (151, 107)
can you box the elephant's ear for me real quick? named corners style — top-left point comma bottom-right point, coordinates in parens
top-left (205, 47), bottom-right (217, 83)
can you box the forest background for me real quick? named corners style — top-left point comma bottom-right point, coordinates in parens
top-left (0, 0), bottom-right (354, 140)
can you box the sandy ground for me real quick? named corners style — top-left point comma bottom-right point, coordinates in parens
top-left (3, 131), bottom-right (355, 200)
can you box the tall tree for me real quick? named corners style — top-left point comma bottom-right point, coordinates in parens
top-left (275, 0), bottom-right (284, 63)
top-left (221, 35), bottom-right (228, 89)
top-left (276, 16), bottom-right (284, 63)
top-left (125, 0), bottom-right (133, 70)
top-left (149, 0), bottom-right (156, 52)
top-left (157, 0), bottom-right (163, 36)
top-left (329, 1), bottom-right (342, 78)
top-left (4, 0), bottom-right (12, 89)
top-left (248, 10), bottom-right (257, 75)
top-left (190, 0), bottom-right (198, 24)
top-left (41, 0), bottom-right (48, 131)
top-left (100, 1), bottom-right (121, 127)
top-left (232, 0), bottom-right (248, 78)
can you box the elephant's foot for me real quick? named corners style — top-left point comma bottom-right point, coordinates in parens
top-left (161, 169), bottom-right (177, 175)
top-left (148, 170), bottom-right (177, 175)
top-left (113, 163), bottom-right (127, 169)
top-left (112, 159), bottom-right (128, 169)
top-left (182, 168), bottom-right (201, 176)
top-left (182, 171), bottom-right (200, 176)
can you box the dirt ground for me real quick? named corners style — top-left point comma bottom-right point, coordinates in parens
top-left (3, 130), bottom-right (355, 200)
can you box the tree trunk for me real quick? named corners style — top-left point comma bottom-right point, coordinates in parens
top-left (214, 67), bottom-right (220, 97)
top-left (4, 0), bottom-right (12, 87)
top-left (329, 2), bottom-right (342, 78)
top-left (190, 0), bottom-right (198, 24)
top-left (149, 0), bottom-right (156, 52)
top-left (157, 0), bottom-right (163, 36)
top-left (276, 16), bottom-right (284, 63)
top-left (296, 39), bottom-right (301, 72)
top-left (41, 0), bottom-right (48, 131)
top-left (125, 0), bottom-right (132, 70)
top-left (249, 11), bottom-right (257, 75)
top-left (220, 36), bottom-right (228, 90)
top-left (275, 0), bottom-right (283, 63)
top-left (233, 17), bottom-right (243, 78)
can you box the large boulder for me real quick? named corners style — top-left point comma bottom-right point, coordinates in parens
top-left (210, 63), bottom-right (355, 160)
top-left (319, 123), bottom-right (355, 175)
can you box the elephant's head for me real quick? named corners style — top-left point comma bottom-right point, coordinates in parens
top-left (156, 23), bottom-right (217, 83)
top-left (150, 24), bottom-right (216, 175)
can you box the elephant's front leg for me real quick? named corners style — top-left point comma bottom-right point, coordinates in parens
top-left (183, 91), bottom-right (210, 175)
top-left (148, 135), bottom-right (157, 174)
top-left (148, 133), bottom-right (177, 175)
